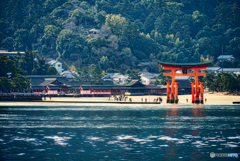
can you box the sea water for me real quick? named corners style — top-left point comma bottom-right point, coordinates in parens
top-left (0, 104), bottom-right (240, 160)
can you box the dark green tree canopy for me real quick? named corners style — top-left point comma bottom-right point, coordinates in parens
top-left (0, 0), bottom-right (239, 75)
top-left (0, 55), bottom-right (29, 90)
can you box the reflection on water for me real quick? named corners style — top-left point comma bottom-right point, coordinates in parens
top-left (0, 104), bottom-right (240, 160)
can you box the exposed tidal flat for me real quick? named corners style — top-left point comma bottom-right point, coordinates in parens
top-left (0, 101), bottom-right (240, 160)
top-left (0, 92), bottom-right (239, 106)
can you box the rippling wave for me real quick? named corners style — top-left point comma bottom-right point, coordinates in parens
top-left (0, 105), bottom-right (240, 160)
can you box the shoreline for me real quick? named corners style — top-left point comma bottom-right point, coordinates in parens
top-left (0, 93), bottom-right (239, 105)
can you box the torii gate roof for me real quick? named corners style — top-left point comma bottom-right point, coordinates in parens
top-left (158, 61), bottom-right (212, 70)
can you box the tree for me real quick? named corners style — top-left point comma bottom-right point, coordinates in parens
top-left (117, 35), bottom-right (129, 51)
top-left (96, 0), bottom-right (112, 13)
top-left (158, 66), bottom-right (169, 85)
top-left (0, 55), bottom-right (29, 91)
top-left (89, 64), bottom-right (103, 85)
top-left (218, 72), bottom-right (239, 92)
top-left (47, 67), bottom-right (58, 75)
top-left (68, 9), bottom-right (85, 26)
top-left (154, 79), bottom-right (161, 85)
top-left (95, 10), bottom-right (107, 26)
top-left (153, 0), bottom-right (163, 15)
top-left (13, 29), bottom-right (30, 51)
top-left (76, 67), bottom-right (90, 81)
top-left (1, 37), bottom-right (14, 51)
top-left (154, 17), bottom-right (164, 34)
top-left (226, 37), bottom-right (240, 60)
top-left (230, 3), bottom-right (240, 28)
top-left (154, 32), bottom-right (163, 44)
top-left (214, 2), bottom-right (231, 29)
top-left (170, 20), bottom-right (181, 35)
top-left (105, 14), bottom-right (126, 34)
top-left (196, 25), bottom-right (212, 39)
top-left (0, 55), bottom-right (18, 77)
top-left (163, 2), bottom-right (184, 18)
top-left (80, 1), bottom-right (90, 10)
top-left (125, 69), bottom-right (131, 74)
top-left (11, 75), bottom-right (29, 90)
top-left (0, 20), bottom-right (6, 43)
top-left (122, 21), bottom-right (140, 45)
top-left (44, 0), bottom-right (58, 13)
top-left (20, 51), bottom-right (35, 75)
top-left (135, 19), bottom-right (145, 33)
top-left (133, 2), bottom-right (146, 19)
top-left (191, 11), bottom-right (208, 36)
top-left (127, 70), bottom-right (141, 82)
top-left (32, 55), bottom-right (50, 75)
top-left (144, 12), bottom-right (156, 33)
top-left (0, 77), bottom-right (12, 91)
top-left (42, 25), bottom-right (61, 46)
top-left (106, 68), bottom-right (119, 73)
top-left (4, 0), bottom-right (26, 32)
top-left (199, 37), bottom-right (214, 56)
top-left (121, 47), bottom-right (132, 55)
top-left (98, 56), bottom-right (109, 71)
top-left (56, 29), bottom-right (84, 59)
top-left (203, 71), bottom-right (215, 91)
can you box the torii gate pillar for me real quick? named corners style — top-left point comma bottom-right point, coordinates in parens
top-left (166, 81), bottom-right (171, 103)
top-left (174, 81), bottom-right (179, 103)
top-left (191, 81), bottom-right (195, 103)
top-left (200, 81), bottom-right (204, 104)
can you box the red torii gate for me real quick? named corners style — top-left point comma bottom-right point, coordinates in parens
top-left (158, 61), bottom-right (212, 104)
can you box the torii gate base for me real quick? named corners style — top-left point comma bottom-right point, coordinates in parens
top-left (158, 61), bottom-right (212, 104)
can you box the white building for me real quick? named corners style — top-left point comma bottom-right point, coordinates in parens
top-left (222, 68), bottom-right (240, 75)
top-left (200, 67), bottom-right (240, 75)
top-left (0, 49), bottom-right (25, 56)
top-left (88, 28), bottom-right (101, 38)
top-left (140, 71), bottom-right (159, 85)
top-left (201, 67), bottom-right (221, 74)
top-left (47, 59), bottom-right (63, 74)
top-left (103, 73), bottom-right (128, 85)
top-left (60, 71), bottom-right (78, 79)
top-left (88, 29), bottom-right (100, 34)
top-left (217, 55), bottom-right (235, 62)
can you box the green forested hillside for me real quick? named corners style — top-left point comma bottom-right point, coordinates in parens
top-left (0, 0), bottom-right (240, 73)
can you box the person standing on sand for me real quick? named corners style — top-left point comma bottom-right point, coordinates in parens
top-left (186, 99), bottom-right (188, 103)
top-left (50, 96), bottom-right (51, 100)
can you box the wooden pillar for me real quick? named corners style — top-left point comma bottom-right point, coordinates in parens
top-left (174, 81), bottom-right (179, 103)
top-left (200, 81), bottom-right (204, 104)
top-left (170, 70), bottom-right (176, 103)
top-left (194, 69), bottom-right (199, 103)
top-left (191, 81), bottom-right (195, 103)
top-left (166, 81), bottom-right (171, 103)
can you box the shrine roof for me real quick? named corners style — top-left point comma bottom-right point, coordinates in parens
top-left (158, 61), bottom-right (212, 68)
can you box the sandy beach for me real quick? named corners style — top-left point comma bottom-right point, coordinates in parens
top-left (0, 92), bottom-right (239, 105)
top-left (40, 92), bottom-right (239, 105)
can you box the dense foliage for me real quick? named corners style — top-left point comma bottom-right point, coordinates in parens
top-left (203, 71), bottom-right (240, 92)
top-left (0, 0), bottom-right (240, 73)
top-left (0, 55), bottom-right (29, 91)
